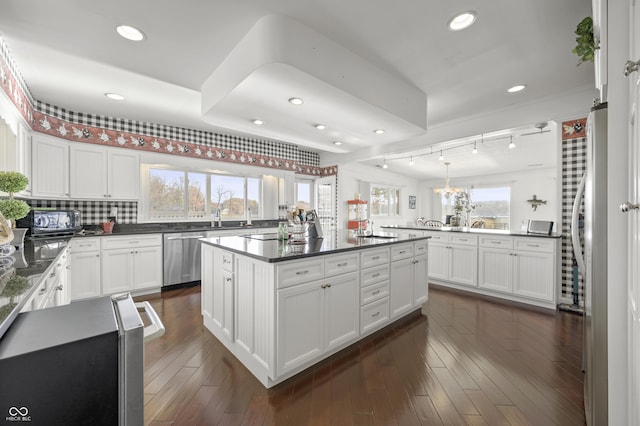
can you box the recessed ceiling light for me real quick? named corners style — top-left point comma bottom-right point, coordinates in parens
top-left (116, 25), bottom-right (146, 41)
top-left (315, 124), bottom-right (326, 130)
top-left (288, 97), bottom-right (304, 105)
top-left (333, 141), bottom-right (342, 146)
top-left (374, 129), bottom-right (385, 134)
top-left (448, 11), bottom-right (477, 31)
top-left (252, 119), bottom-right (264, 125)
top-left (104, 93), bottom-right (125, 101)
top-left (508, 84), bottom-right (526, 93)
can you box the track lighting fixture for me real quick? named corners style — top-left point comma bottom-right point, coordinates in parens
top-left (438, 150), bottom-right (444, 161)
top-left (409, 156), bottom-right (414, 166)
top-left (508, 135), bottom-right (516, 149)
top-left (472, 141), bottom-right (478, 154)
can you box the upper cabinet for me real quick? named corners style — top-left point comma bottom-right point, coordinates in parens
top-left (32, 135), bottom-right (70, 199)
top-left (69, 144), bottom-right (139, 200)
top-left (593, 0), bottom-right (607, 101)
top-left (31, 135), bottom-right (140, 200)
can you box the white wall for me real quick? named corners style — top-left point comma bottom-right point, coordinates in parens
top-left (420, 167), bottom-right (559, 233)
top-left (337, 162), bottom-right (419, 231)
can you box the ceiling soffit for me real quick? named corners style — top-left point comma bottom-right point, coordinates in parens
top-left (201, 14), bottom-right (428, 153)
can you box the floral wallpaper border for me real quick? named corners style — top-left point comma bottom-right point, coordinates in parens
top-left (0, 38), bottom-right (337, 177)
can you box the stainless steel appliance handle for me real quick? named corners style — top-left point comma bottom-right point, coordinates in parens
top-left (571, 173), bottom-right (586, 278)
top-left (135, 301), bottom-right (166, 342)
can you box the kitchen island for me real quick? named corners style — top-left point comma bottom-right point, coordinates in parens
top-left (199, 231), bottom-right (430, 388)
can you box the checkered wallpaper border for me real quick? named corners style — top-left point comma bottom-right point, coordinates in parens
top-left (1, 36), bottom-right (337, 176)
top-left (561, 123), bottom-right (587, 304)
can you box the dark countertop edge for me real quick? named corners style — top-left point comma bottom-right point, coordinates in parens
top-left (380, 225), bottom-right (562, 239)
top-left (200, 235), bottom-right (432, 263)
top-left (69, 224), bottom-right (278, 238)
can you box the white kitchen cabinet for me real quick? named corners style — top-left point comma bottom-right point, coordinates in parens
top-left (390, 241), bottom-right (428, 319)
top-left (101, 234), bottom-right (162, 295)
top-left (0, 121), bottom-right (31, 193)
top-left (70, 144), bottom-right (139, 200)
top-left (22, 247), bottom-right (69, 312)
top-left (31, 135), bottom-right (69, 198)
top-left (277, 270), bottom-right (359, 376)
top-left (68, 238), bottom-right (102, 301)
top-left (203, 245), bottom-right (235, 342)
top-left (426, 233), bottom-right (478, 287)
top-left (478, 236), bottom-right (556, 304)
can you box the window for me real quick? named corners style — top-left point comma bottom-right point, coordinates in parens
top-left (146, 167), bottom-right (262, 221)
top-left (469, 186), bottom-right (510, 229)
top-left (370, 185), bottom-right (400, 216)
top-left (295, 180), bottom-right (312, 211)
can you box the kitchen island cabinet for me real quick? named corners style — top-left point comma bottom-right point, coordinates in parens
top-left (200, 231), bottom-right (430, 388)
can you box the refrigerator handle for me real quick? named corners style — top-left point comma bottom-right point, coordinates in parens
top-left (571, 173), bottom-right (587, 278)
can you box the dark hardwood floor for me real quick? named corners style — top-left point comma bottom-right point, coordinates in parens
top-left (137, 285), bottom-right (585, 425)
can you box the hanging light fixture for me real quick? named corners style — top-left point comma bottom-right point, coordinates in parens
top-left (438, 150), bottom-right (444, 161)
top-left (382, 158), bottom-right (388, 169)
top-left (434, 162), bottom-right (462, 199)
top-left (472, 141), bottom-right (478, 154)
top-left (409, 156), bottom-right (414, 166)
top-left (508, 135), bottom-right (516, 149)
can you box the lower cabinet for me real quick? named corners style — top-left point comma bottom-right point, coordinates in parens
top-left (277, 271), bottom-right (359, 375)
top-left (23, 247), bottom-right (70, 312)
top-left (101, 236), bottom-right (162, 294)
top-left (68, 238), bottom-right (101, 301)
top-left (390, 241), bottom-right (429, 319)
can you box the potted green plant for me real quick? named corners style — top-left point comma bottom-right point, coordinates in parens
top-left (0, 171), bottom-right (30, 248)
top-left (0, 171), bottom-right (30, 228)
top-left (572, 16), bottom-right (597, 65)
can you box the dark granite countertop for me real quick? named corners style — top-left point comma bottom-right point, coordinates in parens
top-left (200, 230), bottom-right (431, 263)
top-left (72, 221), bottom-right (279, 237)
top-left (1, 237), bottom-right (72, 338)
top-left (381, 225), bottom-right (562, 239)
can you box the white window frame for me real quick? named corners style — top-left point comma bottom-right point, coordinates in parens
top-left (369, 184), bottom-right (401, 217)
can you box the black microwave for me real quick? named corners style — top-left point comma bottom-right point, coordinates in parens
top-left (16, 209), bottom-right (81, 236)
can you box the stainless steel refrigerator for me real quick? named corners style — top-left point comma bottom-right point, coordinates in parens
top-left (571, 102), bottom-right (608, 426)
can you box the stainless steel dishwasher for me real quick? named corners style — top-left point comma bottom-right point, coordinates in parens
top-left (163, 231), bottom-right (205, 287)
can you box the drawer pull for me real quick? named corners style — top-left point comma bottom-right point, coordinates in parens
top-left (527, 244), bottom-right (540, 247)
top-left (459, 238), bottom-right (467, 241)
top-left (371, 311), bottom-right (380, 317)
top-left (337, 262), bottom-right (348, 267)
top-left (56, 285), bottom-right (63, 291)
top-left (225, 277), bottom-right (232, 282)
top-left (417, 247), bottom-right (425, 250)
top-left (372, 256), bottom-right (380, 260)
top-left (78, 244), bottom-right (92, 247)
top-left (295, 270), bottom-right (309, 275)
top-left (38, 287), bottom-right (46, 295)
top-left (491, 241), bottom-right (501, 244)
top-left (128, 241), bottom-right (140, 244)
top-left (399, 250), bottom-right (406, 254)
top-left (372, 273), bottom-right (380, 278)
top-left (223, 259), bottom-right (231, 264)
top-left (372, 290), bottom-right (380, 295)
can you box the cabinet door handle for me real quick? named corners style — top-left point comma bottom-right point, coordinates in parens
top-left (38, 287), bottom-right (47, 295)
top-left (128, 241), bottom-right (140, 244)
top-left (295, 270), bottom-right (309, 275)
top-left (372, 273), bottom-right (380, 278)
top-left (225, 277), bottom-right (232, 282)
top-left (418, 246), bottom-right (425, 250)
top-left (527, 244), bottom-right (540, 248)
top-left (337, 262), bottom-right (347, 267)
top-left (372, 290), bottom-right (380, 295)
top-left (371, 311), bottom-right (380, 317)
top-left (459, 238), bottom-right (467, 241)
top-left (372, 256), bottom-right (380, 260)
top-left (56, 285), bottom-right (63, 291)
top-left (399, 250), bottom-right (406, 254)
top-left (96, 254), bottom-right (100, 257)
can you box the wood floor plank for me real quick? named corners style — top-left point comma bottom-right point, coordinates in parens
top-left (137, 285), bottom-right (585, 426)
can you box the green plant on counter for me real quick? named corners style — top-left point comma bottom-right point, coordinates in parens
top-left (572, 16), bottom-right (597, 65)
top-left (0, 171), bottom-right (31, 226)
top-left (1, 274), bottom-right (30, 299)
top-left (0, 302), bottom-right (18, 320)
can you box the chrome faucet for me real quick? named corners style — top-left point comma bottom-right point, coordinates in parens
top-left (211, 208), bottom-right (222, 227)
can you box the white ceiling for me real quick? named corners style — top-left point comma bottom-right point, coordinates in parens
top-left (0, 0), bottom-right (595, 178)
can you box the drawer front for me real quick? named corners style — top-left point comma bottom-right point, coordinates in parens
top-left (277, 259), bottom-right (324, 289)
top-left (221, 251), bottom-right (234, 272)
top-left (514, 238), bottom-right (555, 253)
top-left (361, 297), bottom-right (390, 334)
top-left (101, 234), bottom-right (162, 250)
top-left (325, 252), bottom-right (359, 277)
top-left (361, 280), bottom-right (389, 305)
top-left (360, 247), bottom-right (390, 268)
top-left (69, 237), bottom-right (101, 252)
top-left (391, 243), bottom-right (414, 261)
top-left (479, 236), bottom-right (513, 249)
top-left (449, 234), bottom-right (478, 246)
top-left (414, 240), bottom-right (428, 257)
top-left (424, 232), bottom-right (449, 243)
top-left (361, 264), bottom-right (390, 287)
